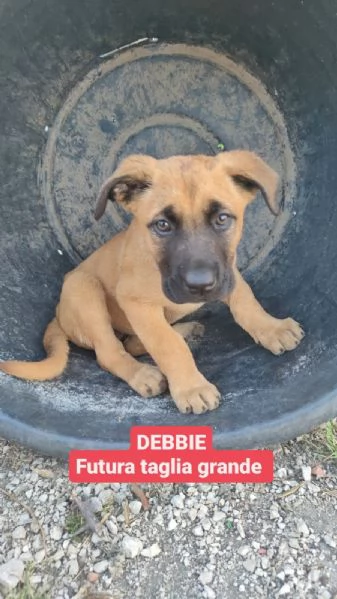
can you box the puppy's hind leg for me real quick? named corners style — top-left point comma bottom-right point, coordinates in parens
top-left (59, 271), bottom-right (167, 398)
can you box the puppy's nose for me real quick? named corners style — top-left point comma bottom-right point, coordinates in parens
top-left (183, 266), bottom-right (217, 293)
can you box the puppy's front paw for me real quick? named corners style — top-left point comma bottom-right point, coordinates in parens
top-left (254, 317), bottom-right (304, 355)
top-left (172, 380), bottom-right (221, 414)
top-left (129, 365), bottom-right (168, 398)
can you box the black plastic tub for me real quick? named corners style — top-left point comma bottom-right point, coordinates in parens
top-left (1, 0), bottom-right (337, 456)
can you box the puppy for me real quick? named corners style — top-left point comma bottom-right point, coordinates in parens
top-left (0, 151), bottom-right (304, 413)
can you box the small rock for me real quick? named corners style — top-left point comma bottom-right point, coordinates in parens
top-left (277, 468), bottom-right (287, 479)
top-left (261, 556), bottom-right (269, 570)
top-left (288, 538), bottom-right (300, 550)
top-left (278, 541), bottom-right (289, 557)
top-left (87, 572), bottom-right (99, 583)
top-left (311, 464), bottom-right (326, 478)
top-left (12, 526), bottom-right (26, 540)
top-left (284, 565), bottom-right (294, 577)
top-left (243, 558), bottom-right (256, 573)
top-left (237, 522), bottom-right (246, 539)
top-left (121, 535), bottom-right (143, 558)
top-left (30, 575), bottom-right (42, 586)
top-left (238, 545), bottom-right (250, 557)
top-left (34, 550), bottom-right (45, 564)
top-left (270, 505), bottom-right (279, 520)
top-left (171, 494), bottom-right (185, 509)
top-left (324, 535), bottom-right (336, 548)
top-left (297, 519), bottom-right (309, 536)
top-left (167, 519), bottom-right (178, 531)
top-left (198, 505), bottom-right (208, 518)
top-left (92, 533), bottom-right (102, 545)
top-left (189, 508), bottom-right (198, 521)
top-left (93, 560), bottom-right (109, 574)
top-left (201, 518), bottom-right (212, 532)
top-left (309, 568), bottom-right (321, 583)
top-left (68, 560), bottom-right (79, 577)
top-left (129, 500), bottom-right (142, 515)
top-left (153, 514), bottom-right (164, 527)
top-left (193, 525), bottom-right (204, 537)
top-left (0, 559), bottom-right (25, 592)
top-left (199, 569), bottom-right (213, 585)
top-left (50, 525), bottom-right (63, 541)
top-left (98, 488), bottom-right (114, 504)
top-left (203, 586), bottom-right (216, 599)
top-left (278, 583), bottom-right (291, 596)
top-left (213, 511), bottom-right (226, 522)
top-left (301, 466), bottom-right (311, 482)
top-left (106, 519), bottom-right (118, 535)
top-left (141, 543), bottom-right (161, 558)
top-left (30, 521), bottom-right (40, 534)
top-left (18, 514), bottom-right (31, 526)
top-left (321, 591), bottom-right (331, 599)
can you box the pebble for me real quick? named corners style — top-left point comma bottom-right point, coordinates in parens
top-left (243, 558), bottom-right (256, 573)
top-left (98, 488), bottom-right (114, 504)
top-left (309, 568), bottom-right (321, 583)
top-left (68, 560), bottom-right (79, 577)
top-left (203, 586), bottom-right (216, 599)
top-left (33, 549), bottom-right (45, 564)
top-left (237, 522), bottom-right (246, 538)
top-left (0, 559), bottom-right (25, 592)
top-left (12, 526), bottom-right (26, 540)
top-left (213, 511), bottom-right (226, 522)
top-left (50, 525), bottom-right (63, 541)
top-left (167, 519), bottom-right (178, 531)
top-left (141, 543), bottom-right (161, 558)
top-left (238, 545), bottom-right (250, 557)
top-left (270, 505), bottom-right (279, 520)
top-left (301, 466), bottom-right (312, 482)
top-left (171, 494), bottom-right (185, 509)
top-left (278, 582), bottom-right (291, 596)
top-left (106, 519), bottom-right (118, 536)
top-left (93, 560), bottom-right (109, 574)
top-left (324, 535), bottom-right (336, 548)
top-left (193, 525), bottom-right (204, 537)
top-left (297, 519), bottom-right (310, 536)
top-left (121, 535), bottom-right (143, 558)
top-left (189, 508), bottom-right (198, 521)
top-left (199, 569), bottom-right (213, 585)
top-left (129, 501), bottom-right (142, 515)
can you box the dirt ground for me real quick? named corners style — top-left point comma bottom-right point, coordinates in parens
top-left (0, 422), bottom-right (337, 599)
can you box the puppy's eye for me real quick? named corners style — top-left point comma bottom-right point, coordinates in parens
top-left (152, 219), bottom-right (172, 235)
top-left (213, 212), bottom-right (233, 229)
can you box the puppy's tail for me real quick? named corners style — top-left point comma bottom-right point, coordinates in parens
top-left (0, 318), bottom-right (69, 381)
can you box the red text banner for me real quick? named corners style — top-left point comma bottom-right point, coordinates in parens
top-left (69, 426), bottom-right (273, 483)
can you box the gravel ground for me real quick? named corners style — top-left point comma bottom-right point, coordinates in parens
top-left (0, 425), bottom-right (337, 599)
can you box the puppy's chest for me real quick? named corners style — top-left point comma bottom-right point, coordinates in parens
top-left (164, 303), bottom-right (203, 324)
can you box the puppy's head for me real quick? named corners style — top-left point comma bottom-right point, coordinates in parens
top-left (95, 151), bottom-right (279, 304)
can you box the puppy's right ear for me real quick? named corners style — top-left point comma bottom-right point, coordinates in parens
top-left (94, 155), bottom-right (157, 220)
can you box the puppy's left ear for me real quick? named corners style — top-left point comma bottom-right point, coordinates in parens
top-left (216, 150), bottom-right (280, 215)
top-left (94, 155), bottom-right (157, 220)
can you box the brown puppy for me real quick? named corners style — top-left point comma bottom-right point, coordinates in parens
top-left (0, 151), bottom-right (304, 414)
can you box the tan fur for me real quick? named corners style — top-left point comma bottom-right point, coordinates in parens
top-left (0, 151), bottom-right (304, 414)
